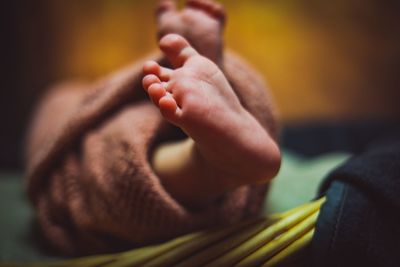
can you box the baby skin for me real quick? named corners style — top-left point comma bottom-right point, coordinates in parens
top-left (156, 0), bottom-right (226, 65)
top-left (143, 35), bottom-right (281, 209)
top-left (142, 0), bottom-right (281, 209)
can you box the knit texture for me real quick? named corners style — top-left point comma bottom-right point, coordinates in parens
top-left (25, 51), bottom-right (278, 256)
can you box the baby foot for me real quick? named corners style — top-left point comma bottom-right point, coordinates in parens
top-left (156, 0), bottom-right (225, 65)
top-left (143, 34), bottom-right (280, 188)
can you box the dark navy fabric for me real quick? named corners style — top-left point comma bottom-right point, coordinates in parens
top-left (311, 131), bottom-right (400, 267)
top-left (281, 121), bottom-right (399, 157)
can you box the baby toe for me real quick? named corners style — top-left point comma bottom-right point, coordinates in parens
top-left (186, 0), bottom-right (226, 24)
top-left (142, 74), bottom-right (161, 91)
top-left (143, 60), bottom-right (162, 76)
top-left (159, 93), bottom-right (181, 122)
top-left (156, 0), bottom-right (176, 16)
top-left (159, 34), bottom-right (199, 68)
top-left (148, 83), bottom-right (167, 106)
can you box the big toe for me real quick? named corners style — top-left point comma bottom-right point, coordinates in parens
top-left (159, 94), bottom-right (181, 123)
top-left (159, 34), bottom-right (198, 68)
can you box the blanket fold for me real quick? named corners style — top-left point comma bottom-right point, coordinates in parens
top-left (312, 129), bottom-right (400, 267)
top-left (26, 51), bottom-right (277, 255)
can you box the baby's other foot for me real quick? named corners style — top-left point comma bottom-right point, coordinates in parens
top-left (156, 0), bottom-right (225, 65)
top-left (143, 34), bottom-right (280, 189)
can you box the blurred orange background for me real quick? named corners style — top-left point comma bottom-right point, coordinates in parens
top-left (1, 0), bottom-right (399, 167)
top-left (37, 0), bottom-right (400, 121)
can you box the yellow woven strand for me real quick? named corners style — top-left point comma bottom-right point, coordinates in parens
top-left (203, 198), bottom-right (324, 267)
top-left (262, 229), bottom-right (315, 267)
top-left (174, 218), bottom-right (279, 267)
top-left (139, 218), bottom-right (261, 267)
top-left (102, 230), bottom-right (205, 267)
top-left (235, 211), bottom-right (318, 267)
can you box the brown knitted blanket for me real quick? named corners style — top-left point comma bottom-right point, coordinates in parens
top-left (25, 51), bottom-right (278, 256)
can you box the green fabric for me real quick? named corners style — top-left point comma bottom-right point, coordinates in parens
top-left (0, 151), bottom-right (350, 262)
top-left (264, 151), bottom-right (350, 214)
top-left (0, 172), bottom-right (57, 262)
